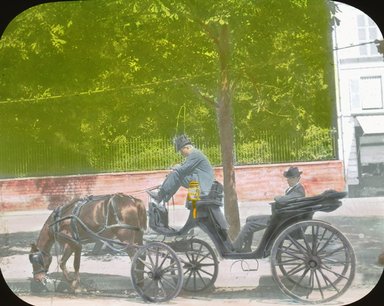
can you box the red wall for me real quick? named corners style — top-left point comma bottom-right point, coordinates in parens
top-left (0, 161), bottom-right (345, 211)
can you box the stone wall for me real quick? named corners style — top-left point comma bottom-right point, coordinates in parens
top-left (0, 161), bottom-right (345, 211)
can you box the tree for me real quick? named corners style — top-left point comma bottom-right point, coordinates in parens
top-left (0, 0), bottom-right (335, 237)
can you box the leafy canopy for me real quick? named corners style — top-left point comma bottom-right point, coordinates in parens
top-left (0, 0), bottom-right (335, 172)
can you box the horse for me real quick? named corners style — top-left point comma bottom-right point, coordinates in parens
top-left (28, 193), bottom-right (147, 292)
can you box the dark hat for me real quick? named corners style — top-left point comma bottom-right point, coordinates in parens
top-left (174, 134), bottom-right (192, 151)
top-left (283, 167), bottom-right (302, 178)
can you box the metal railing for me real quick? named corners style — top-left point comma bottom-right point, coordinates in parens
top-left (0, 130), bottom-right (337, 178)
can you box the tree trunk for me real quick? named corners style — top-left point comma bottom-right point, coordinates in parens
top-left (216, 24), bottom-right (240, 239)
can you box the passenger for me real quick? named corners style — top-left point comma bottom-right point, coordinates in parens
top-left (232, 166), bottom-right (305, 252)
top-left (147, 134), bottom-right (215, 203)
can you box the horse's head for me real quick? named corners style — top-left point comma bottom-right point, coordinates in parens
top-left (29, 243), bottom-right (52, 282)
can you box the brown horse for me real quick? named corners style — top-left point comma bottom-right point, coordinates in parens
top-left (29, 193), bottom-right (147, 292)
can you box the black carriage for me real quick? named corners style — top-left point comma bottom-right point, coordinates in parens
top-left (130, 181), bottom-right (356, 304)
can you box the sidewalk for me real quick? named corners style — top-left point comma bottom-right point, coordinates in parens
top-left (1, 196), bottom-right (383, 306)
top-left (1, 196), bottom-right (383, 238)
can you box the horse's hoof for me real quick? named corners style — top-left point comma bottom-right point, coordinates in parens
top-left (30, 279), bottom-right (48, 293)
top-left (74, 287), bottom-right (82, 294)
top-left (378, 252), bottom-right (384, 265)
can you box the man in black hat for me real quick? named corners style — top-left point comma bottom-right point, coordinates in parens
top-left (147, 134), bottom-right (214, 203)
top-left (274, 166), bottom-right (305, 203)
top-left (232, 166), bottom-right (305, 252)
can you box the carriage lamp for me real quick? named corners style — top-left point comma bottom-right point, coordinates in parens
top-left (188, 180), bottom-right (200, 218)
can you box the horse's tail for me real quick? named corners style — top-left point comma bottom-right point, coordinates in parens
top-left (135, 198), bottom-right (147, 231)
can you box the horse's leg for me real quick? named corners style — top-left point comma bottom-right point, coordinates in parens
top-left (115, 228), bottom-right (136, 256)
top-left (134, 231), bottom-right (145, 287)
top-left (71, 244), bottom-right (82, 292)
top-left (59, 243), bottom-right (74, 284)
top-left (116, 228), bottom-right (145, 287)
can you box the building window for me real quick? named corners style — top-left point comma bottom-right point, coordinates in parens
top-left (360, 76), bottom-right (383, 110)
top-left (357, 14), bottom-right (380, 56)
top-left (349, 79), bottom-right (360, 110)
top-left (349, 76), bottom-right (384, 111)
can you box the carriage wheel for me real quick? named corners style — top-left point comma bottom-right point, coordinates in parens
top-left (130, 242), bottom-right (183, 303)
top-left (270, 220), bottom-right (355, 304)
top-left (178, 238), bottom-right (219, 292)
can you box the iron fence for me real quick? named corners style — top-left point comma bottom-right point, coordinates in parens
top-left (0, 130), bottom-right (337, 178)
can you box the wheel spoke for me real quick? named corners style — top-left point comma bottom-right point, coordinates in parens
top-left (197, 252), bottom-right (213, 263)
top-left (318, 268), bottom-right (341, 292)
top-left (278, 246), bottom-right (306, 261)
top-left (312, 225), bottom-right (320, 254)
top-left (147, 251), bottom-right (156, 269)
top-left (286, 234), bottom-right (310, 254)
top-left (152, 248), bottom-right (159, 268)
top-left (195, 270), bottom-right (208, 287)
top-left (317, 231), bottom-right (336, 254)
top-left (159, 275), bottom-right (178, 290)
top-left (156, 279), bottom-right (169, 298)
top-left (138, 256), bottom-right (153, 270)
top-left (184, 269), bottom-right (194, 287)
top-left (301, 227), bottom-right (312, 252)
top-left (306, 270), bottom-right (314, 299)
top-left (314, 269), bottom-right (325, 299)
top-left (321, 257), bottom-right (350, 265)
top-left (319, 245), bottom-right (346, 257)
top-left (320, 265), bottom-right (349, 280)
top-left (197, 267), bottom-right (215, 277)
top-left (290, 267), bottom-right (310, 292)
top-left (157, 251), bottom-right (171, 271)
top-left (285, 263), bottom-right (308, 277)
top-left (281, 241), bottom-right (307, 256)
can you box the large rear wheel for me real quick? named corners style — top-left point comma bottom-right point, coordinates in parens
top-left (270, 220), bottom-right (355, 304)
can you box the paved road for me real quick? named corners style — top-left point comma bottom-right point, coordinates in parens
top-left (1, 197), bottom-right (383, 306)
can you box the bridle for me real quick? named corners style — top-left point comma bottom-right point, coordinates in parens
top-left (29, 249), bottom-right (49, 275)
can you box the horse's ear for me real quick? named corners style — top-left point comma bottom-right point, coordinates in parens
top-left (30, 242), bottom-right (38, 252)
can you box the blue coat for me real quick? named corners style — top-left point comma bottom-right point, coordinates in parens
top-left (173, 148), bottom-right (214, 196)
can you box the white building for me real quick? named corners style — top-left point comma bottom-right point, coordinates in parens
top-left (333, 2), bottom-right (384, 197)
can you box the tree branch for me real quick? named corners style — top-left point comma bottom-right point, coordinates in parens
top-left (188, 83), bottom-right (218, 108)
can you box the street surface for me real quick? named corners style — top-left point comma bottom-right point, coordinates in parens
top-left (1, 197), bottom-right (383, 306)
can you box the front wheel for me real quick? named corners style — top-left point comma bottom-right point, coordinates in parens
top-left (130, 242), bottom-right (183, 303)
top-left (270, 220), bottom-right (355, 304)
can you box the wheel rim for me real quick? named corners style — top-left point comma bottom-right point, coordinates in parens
top-left (271, 220), bottom-right (356, 304)
top-left (131, 242), bottom-right (183, 303)
top-left (179, 238), bottom-right (219, 292)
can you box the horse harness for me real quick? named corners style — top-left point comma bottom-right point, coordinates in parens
top-left (50, 194), bottom-right (142, 245)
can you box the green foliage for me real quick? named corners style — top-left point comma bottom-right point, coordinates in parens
top-left (297, 125), bottom-right (336, 160)
top-left (0, 0), bottom-right (336, 177)
top-left (236, 139), bottom-right (272, 165)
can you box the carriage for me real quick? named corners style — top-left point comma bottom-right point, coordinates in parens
top-left (131, 181), bottom-right (356, 304)
top-left (29, 181), bottom-right (355, 304)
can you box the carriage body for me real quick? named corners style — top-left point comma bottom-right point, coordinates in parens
top-left (139, 183), bottom-right (356, 304)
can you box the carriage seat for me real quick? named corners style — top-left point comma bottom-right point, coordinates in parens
top-left (273, 189), bottom-right (347, 214)
top-left (186, 180), bottom-right (224, 209)
top-left (185, 181), bottom-right (229, 231)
